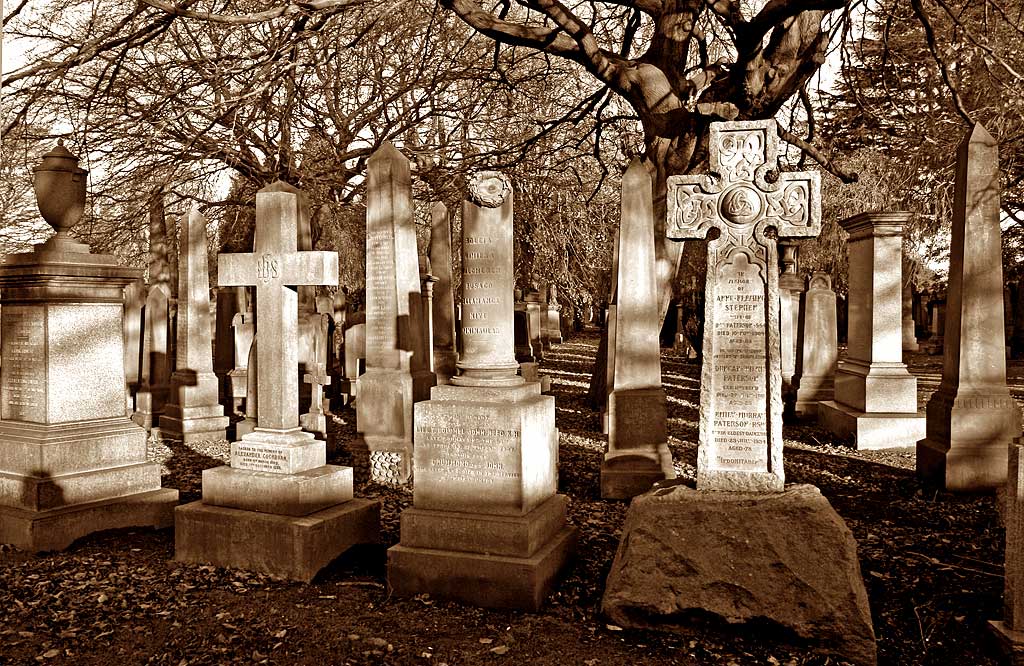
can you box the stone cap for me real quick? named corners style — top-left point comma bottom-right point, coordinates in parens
top-left (840, 211), bottom-right (913, 240)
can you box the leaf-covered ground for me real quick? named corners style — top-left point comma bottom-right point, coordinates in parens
top-left (0, 330), bottom-right (1018, 665)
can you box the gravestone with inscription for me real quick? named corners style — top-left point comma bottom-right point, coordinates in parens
top-left (388, 171), bottom-right (576, 611)
top-left (174, 181), bottom-right (379, 581)
top-left (605, 121), bottom-right (876, 666)
top-left (0, 142), bottom-right (178, 551)
top-left (601, 159), bottom-right (675, 499)
top-left (818, 212), bottom-right (926, 449)
top-left (917, 123), bottom-right (1022, 491)
top-left (353, 144), bottom-right (434, 484)
top-left (430, 203), bottom-right (458, 383)
top-left (667, 120), bottom-right (822, 491)
top-left (792, 272), bottom-right (838, 418)
top-left (159, 207), bottom-right (230, 442)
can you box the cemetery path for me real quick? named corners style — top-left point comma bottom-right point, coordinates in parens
top-left (0, 330), bottom-right (1015, 666)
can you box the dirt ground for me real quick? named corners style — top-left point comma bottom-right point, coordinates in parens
top-left (0, 331), bottom-right (1017, 666)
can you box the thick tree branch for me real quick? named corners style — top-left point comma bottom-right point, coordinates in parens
top-left (440, 0), bottom-right (580, 58)
top-left (737, 0), bottom-right (847, 57)
top-left (139, 0), bottom-right (371, 25)
top-left (777, 125), bottom-right (858, 183)
top-left (527, 0), bottom-right (628, 85)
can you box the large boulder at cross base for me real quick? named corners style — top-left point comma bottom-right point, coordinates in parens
top-left (602, 483), bottom-right (876, 666)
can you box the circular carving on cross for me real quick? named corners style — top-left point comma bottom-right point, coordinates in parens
top-left (719, 184), bottom-right (763, 226)
top-left (468, 171), bottom-right (512, 208)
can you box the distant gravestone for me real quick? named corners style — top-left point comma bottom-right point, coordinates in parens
top-left (990, 443), bottom-right (1024, 657)
top-left (600, 159), bottom-right (674, 499)
top-left (158, 207), bottom-right (229, 442)
top-left (917, 123), bottom-right (1022, 490)
top-left (792, 272), bottom-right (838, 418)
top-left (123, 279), bottom-right (146, 412)
top-left (818, 212), bottom-right (926, 449)
top-left (902, 259), bottom-right (919, 352)
top-left (228, 295), bottom-right (255, 416)
top-left (132, 283), bottom-right (171, 429)
top-left (778, 240), bottom-right (804, 402)
top-left (430, 203), bottom-right (458, 383)
top-left (354, 143), bottom-right (434, 484)
top-left (388, 171), bottom-right (575, 611)
top-left (339, 322), bottom-right (366, 405)
top-left (214, 287), bottom-right (243, 411)
top-left (544, 283), bottom-right (563, 345)
top-left (175, 181), bottom-right (379, 582)
top-left (666, 120), bottom-right (820, 491)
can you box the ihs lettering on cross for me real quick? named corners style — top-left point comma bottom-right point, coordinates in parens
top-left (666, 119), bottom-right (821, 493)
top-left (219, 181), bottom-right (339, 435)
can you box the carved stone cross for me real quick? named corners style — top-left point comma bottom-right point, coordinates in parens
top-left (666, 119), bottom-right (821, 492)
top-left (219, 181), bottom-right (338, 433)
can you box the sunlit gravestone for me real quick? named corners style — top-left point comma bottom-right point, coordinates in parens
top-left (666, 120), bottom-right (820, 490)
top-left (603, 121), bottom-right (876, 666)
top-left (175, 182), bottom-right (378, 581)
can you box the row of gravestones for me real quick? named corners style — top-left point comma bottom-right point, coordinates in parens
top-left (2, 121), bottom-right (1023, 666)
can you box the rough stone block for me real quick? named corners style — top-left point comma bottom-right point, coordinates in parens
top-left (602, 484), bottom-right (875, 666)
top-left (174, 497), bottom-right (380, 582)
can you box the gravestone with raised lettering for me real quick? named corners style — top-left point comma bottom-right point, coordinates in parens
top-left (0, 142), bottom-right (178, 551)
top-left (666, 120), bottom-right (821, 491)
top-left (353, 144), bottom-right (434, 484)
top-left (175, 181), bottom-right (378, 581)
top-left (388, 171), bottom-right (575, 611)
top-left (792, 272), bottom-right (838, 418)
top-left (818, 212), bottom-right (926, 449)
top-left (430, 203), bottom-right (458, 383)
top-left (601, 159), bottom-right (675, 499)
top-left (158, 207), bottom-right (230, 442)
top-left (604, 121), bottom-right (876, 666)
top-left (917, 123), bottom-right (1022, 490)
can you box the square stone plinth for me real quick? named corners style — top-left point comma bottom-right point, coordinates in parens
top-left (0, 417), bottom-right (148, 476)
top-left (989, 621), bottom-right (1024, 665)
top-left (833, 361), bottom-right (918, 414)
top-left (0, 488), bottom-right (179, 552)
top-left (0, 462), bottom-right (165, 512)
top-left (414, 382), bottom-right (556, 516)
top-left (201, 464), bottom-right (354, 516)
top-left (387, 524), bottom-right (576, 611)
top-left (174, 498), bottom-right (380, 582)
top-left (818, 400), bottom-right (925, 450)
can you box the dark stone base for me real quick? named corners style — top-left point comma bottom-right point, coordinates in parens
top-left (917, 437), bottom-right (1009, 492)
top-left (989, 621), bottom-right (1024, 665)
top-left (600, 463), bottom-right (670, 500)
top-left (602, 484), bottom-right (876, 666)
top-left (388, 526), bottom-right (576, 611)
top-left (174, 497), bottom-right (380, 582)
top-left (0, 488), bottom-right (179, 552)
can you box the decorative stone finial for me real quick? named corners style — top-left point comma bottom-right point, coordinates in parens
top-left (467, 171), bottom-right (512, 208)
top-left (33, 140), bottom-right (88, 240)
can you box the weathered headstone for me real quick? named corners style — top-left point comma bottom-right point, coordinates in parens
top-left (0, 142), bottom-right (178, 551)
top-left (667, 120), bottom-right (821, 491)
top-left (158, 207), bottom-right (230, 442)
top-left (228, 294), bottom-right (255, 416)
top-left (604, 121), bottom-right (876, 666)
top-left (989, 442), bottom-right (1024, 657)
top-left (175, 181), bottom-right (379, 581)
top-left (778, 240), bottom-right (804, 401)
top-left (792, 272), bottom-right (838, 418)
top-left (902, 259), bottom-right (919, 352)
top-left (600, 159), bottom-right (674, 499)
top-left (353, 143), bottom-right (434, 484)
top-left (214, 287), bottom-right (243, 411)
top-left (123, 279), bottom-right (146, 413)
top-left (818, 212), bottom-right (926, 449)
top-left (544, 283), bottom-right (563, 345)
top-left (236, 336), bottom-right (258, 439)
top-left (917, 123), bottom-right (1022, 490)
top-left (300, 317), bottom-right (331, 441)
top-left (388, 171), bottom-right (575, 611)
top-left (430, 203), bottom-right (458, 383)
top-left (338, 322), bottom-right (366, 406)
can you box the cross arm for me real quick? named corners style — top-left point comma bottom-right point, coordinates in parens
top-left (218, 253), bottom-right (257, 287)
top-left (764, 171), bottom-right (821, 239)
top-left (666, 176), bottom-right (723, 241)
top-left (280, 251), bottom-right (339, 288)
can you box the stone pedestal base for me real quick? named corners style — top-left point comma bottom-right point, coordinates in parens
top-left (387, 495), bottom-right (576, 611)
top-left (0, 488), bottom-right (178, 552)
top-left (433, 349), bottom-right (458, 385)
top-left (603, 484), bottom-right (876, 666)
top-left (792, 375), bottom-right (835, 419)
top-left (131, 389), bottom-right (167, 430)
top-left (916, 390), bottom-right (1020, 490)
top-left (833, 360), bottom-right (918, 413)
top-left (818, 400), bottom-right (926, 450)
top-left (355, 367), bottom-right (413, 484)
top-left (159, 404), bottom-right (229, 442)
top-left (989, 621), bottom-right (1024, 665)
top-left (174, 497), bottom-right (379, 582)
top-left (227, 369), bottom-right (248, 414)
top-left (601, 388), bottom-right (674, 499)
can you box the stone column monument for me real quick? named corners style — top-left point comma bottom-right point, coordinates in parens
top-left (387, 171), bottom-right (576, 611)
top-left (0, 142), bottom-right (178, 551)
top-left (818, 212), bottom-right (926, 449)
